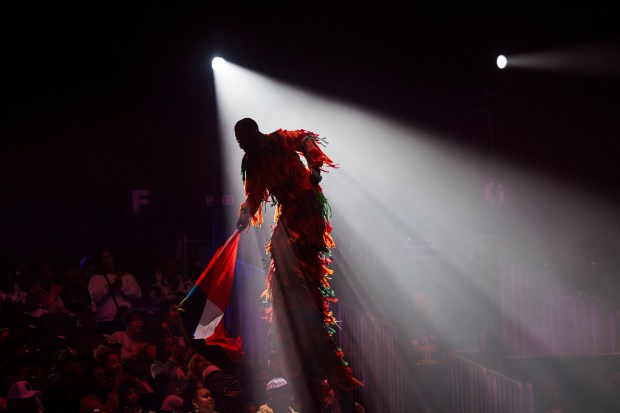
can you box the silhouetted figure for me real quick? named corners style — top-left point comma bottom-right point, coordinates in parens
top-left (234, 118), bottom-right (360, 412)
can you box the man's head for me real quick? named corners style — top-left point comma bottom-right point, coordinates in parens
top-left (53, 347), bottom-right (84, 375)
top-left (122, 308), bottom-right (144, 334)
top-left (87, 364), bottom-right (113, 396)
top-left (7, 380), bottom-right (42, 413)
top-left (100, 249), bottom-right (115, 273)
top-left (265, 377), bottom-right (292, 406)
top-left (38, 262), bottom-right (55, 284)
top-left (234, 118), bottom-right (260, 152)
top-left (202, 364), bottom-right (225, 394)
top-left (160, 299), bottom-right (181, 326)
top-left (8, 380), bottom-right (39, 400)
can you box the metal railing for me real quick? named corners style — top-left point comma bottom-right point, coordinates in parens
top-left (448, 353), bottom-right (535, 413)
top-left (501, 259), bottom-right (620, 356)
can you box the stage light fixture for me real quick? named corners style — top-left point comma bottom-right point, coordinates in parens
top-left (497, 55), bottom-right (507, 69)
top-left (212, 57), bottom-right (226, 71)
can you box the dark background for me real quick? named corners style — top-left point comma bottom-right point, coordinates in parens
top-left (2, 7), bottom-right (619, 297)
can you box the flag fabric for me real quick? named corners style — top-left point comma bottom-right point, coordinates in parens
top-left (205, 320), bottom-right (245, 361)
top-left (180, 230), bottom-right (241, 340)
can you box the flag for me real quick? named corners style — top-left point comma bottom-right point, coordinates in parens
top-left (205, 321), bottom-right (245, 361)
top-left (179, 230), bottom-right (241, 340)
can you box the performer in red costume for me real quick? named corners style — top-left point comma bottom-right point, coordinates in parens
top-left (234, 118), bottom-right (362, 413)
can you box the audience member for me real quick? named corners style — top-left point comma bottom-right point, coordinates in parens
top-left (6, 380), bottom-right (44, 413)
top-left (1, 337), bottom-right (32, 380)
top-left (201, 364), bottom-right (229, 413)
top-left (88, 249), bottom-right (142, 336)
top-left (29, 261), bottom-right (66, 313)
top-left (118, 377), bottom-right (146, 413)
top-left (0, 252), bottom-right (369, 413)
top-left (256, 378), bottom-right (298, 413)
top-left (93, 342), bottom-right (153, 395)
top-left (148, 258), bottom-right (192, 306)
top-left (60, 264), bottom-right (92, 314)
top-left (0, 269), bottom-right (27, 309)
top-left (181, 383), bottom-right (220, 413)
top-left (203, 362), bottom-right (247, 413)
top-left (79, 363), bottom-right (122, 413)
top-left (150, 299), bottom-right (186, 347)
top-left (41, 347), bottom-right (85, 413)
top-left (187, 353), bottom-right (210, 389)
top-left (22, 294), bottom-right (48, 319)
top-left (154, 373), bottom-right (183, 412)
top-left (150, 334), bottom-right (188, 388)
top-left (14, 257), bottom-right (35, 295)
top-left (79, 256), bottom-right (97, 285)
top-left (109, 309), bottom-right (155, 363)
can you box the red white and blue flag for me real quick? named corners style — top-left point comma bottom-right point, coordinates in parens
top-left (180, 230), bottom-right (241, 340)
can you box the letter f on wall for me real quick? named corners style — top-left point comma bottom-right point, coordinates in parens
top-left (132, 189), bottom-right (150, 213)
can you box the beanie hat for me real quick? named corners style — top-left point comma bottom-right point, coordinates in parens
top-left (266, 377), bottom-right (288, 392)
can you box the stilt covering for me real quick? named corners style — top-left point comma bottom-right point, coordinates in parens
top-left (240, 129), bottom-right (362, 408)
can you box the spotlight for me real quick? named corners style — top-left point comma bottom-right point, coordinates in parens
top-left (497, 55), bottom-right (507, 69)
top-left (212, 57), bottom-right (226, 71)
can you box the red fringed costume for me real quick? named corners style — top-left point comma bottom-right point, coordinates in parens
top-left (238, 128), bottom-right (362, 406)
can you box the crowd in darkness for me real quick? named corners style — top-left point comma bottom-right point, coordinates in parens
top-left (0, 249), bottom-right (362, 412)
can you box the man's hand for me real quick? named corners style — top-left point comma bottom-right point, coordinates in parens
top-left (112, 276), bottom-right (122, 291)
top-left (237, 207), bottom-right (251, 231)
top-left (310, 166), bottom-right (322, 185)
